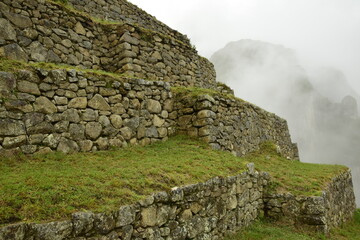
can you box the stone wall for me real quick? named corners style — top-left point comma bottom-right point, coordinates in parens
top-left (0, 68), bottom-right (176, 154)
top-left (0, 0), bottom-right (216, 89)
top-left (175, 91), bottom-right (299, 160)
top-left (68, 0), bottom-right (190, 45)
top-left (264, 170), bottom-right (356, 233)
top-left (0, 66), bottom-right (298, 157)
top-left (0, 165), bottom-right (269, 240)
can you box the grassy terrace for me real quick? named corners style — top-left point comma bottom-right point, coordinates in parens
top-left (0, 136), bottom-right (347, 226)
top-left (0, 136), bottom-right (245, 225)
top-left (224, 209), bottom-right (360, 240)
top-left (247, 142), bottom-right (347, 196)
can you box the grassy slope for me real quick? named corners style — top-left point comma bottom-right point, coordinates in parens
top-left (224, 209), bottom-right (360, 240)
top-left (0, 136), bottom-right (347, 226)
top-left (246, 142), bottom-right (347, 196)
top-left (0, 136), bottom-right (246, 224)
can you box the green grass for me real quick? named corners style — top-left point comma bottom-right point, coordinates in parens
top-left (0, 137), bottom-right (347, 226)
top-left (0, 136), bottom-right (246, 225)
top-left (224, 209), bottom-right (360, 240)
top-left (172, 86), bottom-right (243, 103)
top-left (0, 57), bottom-right (135, 83)
top-left (243, 142), bottom-right (348, 196)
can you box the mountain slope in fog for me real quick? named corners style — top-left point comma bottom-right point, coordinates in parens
top-left (210, 39), bottom-right (360, 205)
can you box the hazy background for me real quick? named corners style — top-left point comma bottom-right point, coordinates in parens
top-left (128, 0), bottom-right (360, 205)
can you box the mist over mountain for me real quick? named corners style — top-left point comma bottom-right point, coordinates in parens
top-left (210, 39), bottom-right (360, 205)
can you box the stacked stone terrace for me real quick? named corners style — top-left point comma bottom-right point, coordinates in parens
top-left (0, 1), bottom-right (356, 238)
top-left (0, 0), bottom-right (298, 158)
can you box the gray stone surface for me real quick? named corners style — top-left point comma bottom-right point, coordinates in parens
top-left (1, 43), bottom-right (28, 62)
top-left (0, 72), bottom-right (16, 98)
top-left (88, 94), bottom-right (111, 111)
top-left (34, 96), bottom-right (57, 114)
top-left (0, 18), bottom-right (16, 40)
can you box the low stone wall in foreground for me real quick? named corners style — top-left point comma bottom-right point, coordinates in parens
top-left (0, 165), bottom-right (268, 240)
top-left (264, 170), bottom-right (356, 233)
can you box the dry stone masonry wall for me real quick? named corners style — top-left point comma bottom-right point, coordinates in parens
top-left (0, 166), bottom-right (269, 240)
top-left (264, 170), bottom-right (356, 233)
top-left (175, 92), bottom-right (299, 159)
top-left (0, 0), bottom-right (356, 237)
top-left (68, 0), bottom-right (190, 45)
top-left (0, 68), bottom-right (175, 154)
top-left (0, 0), bottom-right (216, 89)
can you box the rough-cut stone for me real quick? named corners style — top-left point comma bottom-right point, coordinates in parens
top-left (110, 115), bottom-right (123, 129)
top-left (116, 205), bottom-right (136, 227)
top-left (81, 109), bottom-right (97, 121)
top-left (29, 41), bottom-right (48, 62)
top-left (3, 135), bottom-right (27, 148)
top-left (85, 122), bottom-right (102, 140)
top-left (34, 96), bottom-right (57, 114)
top-left (62, 109), bottom-right (80, 123)
top-left (69, 97), bottom-right (87, 109)
top-left (120, 127), bottom-right (133, 140)
top-left (26, 122), bottom-right (54, 134)
top-left (18, 81), bottom-right (40, 95)
top-left (2, 12), bottom-right (32, 29)
top-left (147, 99), bottom-right (162, 113)
top-left (94, 213), bottom-right (115, 234)
top-left (43, 134), bottom-right (61, 149)
top-left (0, 18), bottom-right (16, 40)
top-left (153, 115), bottom-right (165, 127)
top-left (72, 212), bottom-right (94, 236)
top-left (0, 119), bottom-right (26, 136)
top-left (79, 140), bottom-right (93, 152)
top-left (123, 117), bottom-right (140, 131)
top-left (146, 126), bottom-right (158, 138)
top-left (57, 138), bottom-right (79, 153)
top-left (74, 22), bottom-right (86, 35)
top-left (4, 99), bottom-right (33, 113)
top-left (1, 43), bottom-right (28, 62)
top-left (141, 206), bottom-right (157, 227)
top-left (33, 221), bottom-right (72, 240)
top-left (0, 223), bottom-right (26, 240)
top-left (96, 137), bottom-right (109, 150)
top-left (69, 124), bottom-right (85, 140)
top-left (0, 72), bottom-right (16, 98)
top-left (88, 94), bottom-right (111, 111)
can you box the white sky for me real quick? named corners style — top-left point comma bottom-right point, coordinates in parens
top-left (129, 0), bottom-right (360, 93)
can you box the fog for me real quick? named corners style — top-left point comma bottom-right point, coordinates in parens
top-left (128, 0), bottom-right (360, 206)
